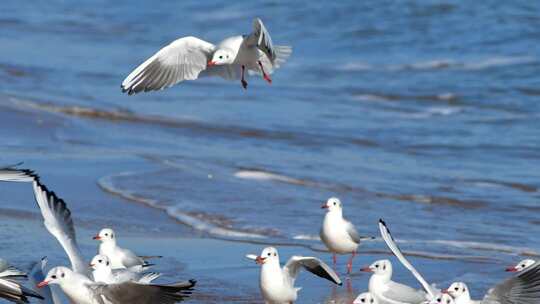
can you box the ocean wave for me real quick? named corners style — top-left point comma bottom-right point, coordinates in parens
top-left (352, 92), bottom-right (459, 103)
top-left (341, 56), bottom-right (537, 72)
top-left (234, 169), bottom-right (313, 186)
top-left (98, 172), bottom-right (267, 240)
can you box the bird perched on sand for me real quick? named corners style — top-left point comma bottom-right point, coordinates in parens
top-left (246, 246), bottom-right (341, 304)
top-left (320, 197), bottom-right (364, 274)
top-left (121, 18), bottom-right (292, 94)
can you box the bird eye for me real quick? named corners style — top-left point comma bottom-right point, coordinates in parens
top-left (375, 264), bottom-right (379, 268)
top-left (98, 260), bottom-right (102, 263)
top-left (219, 56), bottom-right (223, 59)
top-left (522, 264), bottom-right (526, 267)
top-left (370, 300), bottom-right (373, 303)
top-left (333, 202), bottom-right (336, 205)
top-left (51, 275), bottom-right (57, 279)
top-left (361, 299), bottom-right (365, 303)
top-left (455, 287), bottom-right (459, 291)
top-left (437, 298), bottom-right (441, 302)
top-left (267, 253), bottom-right (271, 256)
top-left (105, 233), bottom-right (108, 236)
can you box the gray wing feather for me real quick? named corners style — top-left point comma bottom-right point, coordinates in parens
top-left (121, 36), bottom-right (215, 95)
top-left (284, 256), bottom-right (342, 286)
top-left (345, 221), bottom-right (361, 244)
top-left (482, 261), bottom-right (540, 304)
top-left (245, 18), bottom-right (276, 62)
top-left (95, 280), bottom-right (196, 304)
top-left (0, 278), bottom-right (44, 304)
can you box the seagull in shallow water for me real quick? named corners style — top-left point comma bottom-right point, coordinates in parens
top-left (90, 254), bottom-right (160, 284)
top-left (93, 228), bottom-right (158, 270)
top-left (505, 258), bottom-right (536, 272)
top-left (360, 259), bottom-right (428, 304)
top-left (38, 266), bottom-right (195, 304)
top-left (379, 219), bottom-right (540, 304)
top-left (121, 18), bottom-right (292, 93)
top-left (246, 246), bottom-right (342, 304)
top-left (320, 197), bottom-right (364, 274)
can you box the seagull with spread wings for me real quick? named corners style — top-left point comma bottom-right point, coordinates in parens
top-left (121, 18), bottom-right (292, 93)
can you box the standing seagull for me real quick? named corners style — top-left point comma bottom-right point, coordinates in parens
top-left (320, 197), bottom-right (363, 274)
top-left (93, 228), bottom-right (155, 269)
top-left (121, 18), bottom-right (292, 94)
top-left (246, 247), bottom-right (342, 304)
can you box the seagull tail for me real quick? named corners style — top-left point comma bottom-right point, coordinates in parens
top-left (273, 45), bottom-right (293, 68)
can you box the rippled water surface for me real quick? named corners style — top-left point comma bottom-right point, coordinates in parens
top-left (1, 0), bottom-right (539, 302)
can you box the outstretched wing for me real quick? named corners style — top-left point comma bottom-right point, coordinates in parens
top-left (121, 36), bottom-right (215, 95)
top-left (284, 256), bottom-right (342, 286)
top-left (0, 168), bottom-right (87, 275)
top-left (483, 261), bottom-right (540, 304)
top-left (94, 280), bottom-right (196, 304)
top-left (378, 219), bottom-right (436, 300)
top-left (0, 259), bottom-right (26, 279)
top-left (245, 18), bottom-right (277, 62)
top-left (0, 278), bottom-right (44, 304)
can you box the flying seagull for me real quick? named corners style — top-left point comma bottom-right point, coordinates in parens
top-left (121, 18), bottom-right (292, 94)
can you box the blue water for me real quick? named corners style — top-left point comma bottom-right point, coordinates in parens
top-left (1, 0), bottom-right (540, 302)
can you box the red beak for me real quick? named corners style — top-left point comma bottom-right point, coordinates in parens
top-left (89, 263), bottom-right (95, 267)
top-left (37, 281), bottom-right (49, 288)
top-left (92, 235), bottom-right (101, 240)
top-left (321, 204), bottom-right (328, 209)
top-left (360, 267), bottom-right (373, 272)
top-left (207, 61), bottom-right (216, 67)
top-left (506, 266), bottom-right (518, 272)
top-left (255, 256), bottom-right (266, 265)
top-left (441, 289), bottom-right (448, 294)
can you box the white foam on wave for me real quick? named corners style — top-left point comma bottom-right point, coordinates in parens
top-left (98, 172), bottom-right (267, 240)
top-left (293, 234), bottom-right (321, 241)
top-left (405, 106), bottom-right (464, 119)
top-left (234, 170), bottom-right (308, 185)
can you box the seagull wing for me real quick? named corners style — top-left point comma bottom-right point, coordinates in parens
top-left (482, 261), bottom-right (540, 304)
top-left (0, 168), bottom-right (87, 275)
top-left (0, 278), bottom-right (44, 304)
top-left (121, 36), bottom-right (215, 95)
top-left (378, 219), bottom-right (436, 300)
top-left (245, 18), bottom-right (276, 62)
top-left (93, 280), bottom-right (196, 304)
top-left (283, 256), bottom-right (342, 286)
top-left (383, 281), bottom-right (428, 304)
top-left (345, 220), bottom-right (361, 244)
top-left (0, 259), bottom-right (26, 279)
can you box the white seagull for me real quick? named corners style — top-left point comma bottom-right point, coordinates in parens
top-left (0, 259), bottom-right (43, 304)
top-left (90, 254), bottom-right (161, 284)
top-left (505, 258), bottom-right (536, 272)
top-left (121, 18), bottom-right (292, 93)
top-left (379, 219), bottom-right (540, 304)
top-left (320, 197), bottom-right (363, 274)
top-left (246, 246), bottom-right (342, 304)
top-left (443, 282), bottom-right (479, 304)
top-left (354, 292), bottom-right (380, 304)
top-left (360, 259), bottom-right (428, 304)
top-left (93, 228), bottom-right (157, 269)
top-left (0, 166), bottom-right (197, 302)
top-left (37, 266), bottom-right (195, 304)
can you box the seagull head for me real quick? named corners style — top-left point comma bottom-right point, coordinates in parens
top-left (38, 266), bottom-right (72, 288)
top-left (353, 292), bottom-right (378, 304)
top-left (93, 228), bottom-right (115, 243)
top-left (255, 247), bottom-right (279, 265)
top-left (506, 258), bottom-right (535, 272)
top-left (430, 293), bottom-right (455, 304)
top-left (360, 259), bottom-right (392, 277)
top-left (89, 254), bottom-right (111, 270)
top-left (321, 197), bottom-right (342, 212)
top-left (444, 282), bottom-right (470, 300)
top-left (208, 49), bottom-right (234, 66)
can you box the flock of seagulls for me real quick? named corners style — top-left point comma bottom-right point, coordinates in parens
top-left (2, 170), bottom-right (538, 304)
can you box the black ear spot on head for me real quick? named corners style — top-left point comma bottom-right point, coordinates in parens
top-left (383, 265), bottom-right (386, 270)
top-left (61, 273), bottom-right (65, 278)
top-left (274, 253), bottom-right (277, 256)
top-left (106, 262), bottom-right (110, 266)
top-left (463, 287), bottom-right (466, 292)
